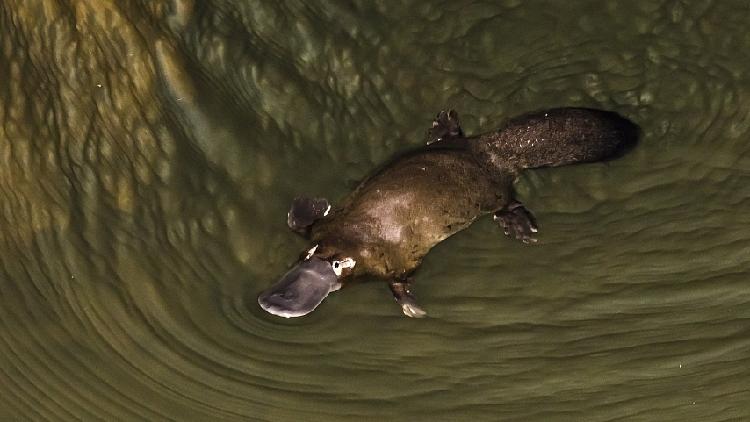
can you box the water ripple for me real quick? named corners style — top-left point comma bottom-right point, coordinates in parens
top-left (1, 0), bottom-right (749, 420)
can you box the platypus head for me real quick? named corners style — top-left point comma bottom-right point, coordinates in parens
top-left (258, 244), bottom-right (356, 318)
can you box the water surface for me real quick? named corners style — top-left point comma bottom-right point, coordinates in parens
top-left (1, 1), bottom-right (749, 420)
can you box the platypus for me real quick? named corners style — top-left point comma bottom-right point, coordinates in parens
top-left (258, 108), bottom-right (638, 318)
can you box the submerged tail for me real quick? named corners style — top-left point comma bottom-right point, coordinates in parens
top-left (474, 108), bottom-right (639, 172)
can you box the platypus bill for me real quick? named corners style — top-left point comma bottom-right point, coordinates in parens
top-left (258, 108), bottom-right (639, 318)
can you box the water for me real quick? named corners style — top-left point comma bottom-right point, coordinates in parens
top-left (1, 1), bottom-right (749, 420)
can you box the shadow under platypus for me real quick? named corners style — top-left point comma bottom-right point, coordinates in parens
top-left (259, 108), bottom-right (639, 318)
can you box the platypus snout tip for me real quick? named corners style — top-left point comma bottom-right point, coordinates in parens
top-left (257, 295), bottom-right (307, 318)
top-left (258, 257), bottom-right (340, 318)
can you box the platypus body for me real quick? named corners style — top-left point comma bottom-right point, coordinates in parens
top-left (259, 108), bottom-right (639, 318)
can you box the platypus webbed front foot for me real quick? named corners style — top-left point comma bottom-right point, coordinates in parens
top-left (494, 201), bottom-right (538, 244)
top-left (287, 197), bottom-right (330, 233)
top-left (388, 281), bottom-right (427, 318)
top-left (426, 109), bottom-right (464, 145)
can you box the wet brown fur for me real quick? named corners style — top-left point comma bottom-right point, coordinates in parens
top-left (310, 108), bottom-right (638, 283)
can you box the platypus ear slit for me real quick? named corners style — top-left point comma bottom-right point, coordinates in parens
top-left (426, 109), bottom-right (464, 145)
top-left (287, 197), bottom-right (331, 233)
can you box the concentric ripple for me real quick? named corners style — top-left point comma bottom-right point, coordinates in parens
top-left (0, 0), bottom-right (749, 420)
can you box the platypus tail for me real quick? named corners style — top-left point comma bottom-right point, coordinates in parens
top-left (475, 107), bottom-right (639, 172)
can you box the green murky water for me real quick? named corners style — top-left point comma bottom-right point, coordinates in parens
top-left (1, 1), bottom-right (749, 420)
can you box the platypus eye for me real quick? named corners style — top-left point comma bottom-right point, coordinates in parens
top-left (332, 261), bottom-right (342, 276)
top-left (331, 258), bottom-right (356, 277)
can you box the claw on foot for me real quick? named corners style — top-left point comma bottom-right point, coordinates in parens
top-left (389, 280), bottom-right (427, 318)
top-left (426, 109), bottom-right (464, 145)
top-left (494, 202), bottom-right (539, 244)
top-left (401, 303), bottom-right (427, 318)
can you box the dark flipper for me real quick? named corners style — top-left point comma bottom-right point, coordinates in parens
top-left (426, 109), bottom-right (464, 145)
top-left (494, 200), bottom-right (538, 244)
top-left (389, 280), bottom-right (426, 318)
top-left (287, 197), bottom-right (330, 233)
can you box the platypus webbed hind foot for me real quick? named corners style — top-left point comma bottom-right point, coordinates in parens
top-left (389, 281), bottom-right (427, 318)
top-left (426, 109), bottom-right (464, 145)
top-left (494, 201), bottom-right (538, 244)
top-left (287, 197), bottom-right (331, 233)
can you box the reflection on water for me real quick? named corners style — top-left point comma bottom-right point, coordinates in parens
top-left (1, 1), bottom-right (749, 420)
